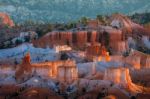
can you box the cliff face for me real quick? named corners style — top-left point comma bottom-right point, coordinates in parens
top-left (0, 12), bottom-right (14, 27)
top-left (104, 67), bottom-right (150, 94)
top-left (128, 50), bottom-right (150, 69)
top-left (33, 29), bottom-right (122, 50)
top-left (104, 67), bottom-right (132, 86)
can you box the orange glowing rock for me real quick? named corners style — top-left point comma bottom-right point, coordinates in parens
top-left (86, 43), bottom-right (101, 55)
top-left (101, 46), bottom-right (107, 56)
top-left (133, 63), bottom-right (141, 70)
top-left (22, 52), bottom-right (31, 65)
top-left (52, 62), bottom-right (57, 77)
top-left (104, 67), bottom-right (132, 86)
top-left (104, 67), bottom-right (150, 94)
top-left (97, 56), bottom-right (102, 61)
top-left (16, 55), bottom-right (78, 83)
top-left (0, 12), bottom-right (14, 27)
top-left (105, 52), bottom-right (111, 62)
top-left (15, 52), bottom-right (32, 81)
top-left (86, 43), bottom-right (102, 61)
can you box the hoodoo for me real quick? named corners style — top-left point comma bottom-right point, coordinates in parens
top-left (104, 67), bottom-right (132, 86)
top-left (104, 67), bottom-right (150, 93)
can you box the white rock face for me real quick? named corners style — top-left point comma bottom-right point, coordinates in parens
top-left (54, 45), bottom-right (72, 53)
top-left (127, 37), bottom-right (136, 48)
top-left (111, 19), bottom-right (122, 28)
top-left (33, 67), bottom-right (52, 77)
top-left (0, 43), bottom-right (59, 64)
top-left (142, 36), bottom-right (150, 49)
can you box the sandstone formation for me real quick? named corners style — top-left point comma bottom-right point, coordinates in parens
top-left (85, 42), bottom-right (111, 61)
top-left (86, 43), bottom-right (101, 60)
top-left (33, 28), bottom-right (125, 54)
top-left (15, 52), bottom-right (32, 82)
top-left (54, 45), bottom-right (72, 53)
top-left (100, 26), bottom-right (128, 53)
top-left (34, 59), bottom-right (78, 83)
top-left (73, 31), bottom-right (87, 47)
top-left (126, 49), bottom-right (150, 69)
top-left (0, 12), bottom-right (14, 27)
top-left (104, 67), bottom-right (132, 86)
top-left (104, 67), bottom-right (150, 94)
top-left (57, 65), bottom-right (78, 83)
top-left (16, 53), bottom-right (78, 83)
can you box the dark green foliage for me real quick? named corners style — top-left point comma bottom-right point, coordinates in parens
top-left (35, 23), bottom-right (52, 37)
top-left (23, 20), bottom-right (37, 26)
top-left (60, 53), bottom-right (69, 60)
top-left (24, 36), bottom-right (30, 42)
top-left (130, 12), bottom-right (150, 24)
top-left (80, 17), bottom-right (88, 26)
top-left (137, 46), bottom-right (150, 54)
top-left (123, 51), bottom-right (130, 57)
top-left (65, 22), bottom-right (76, 29)
top-left (96, 15), bottom-right (106, 25)
top-left (15, 39), bottom-right (22, 45)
